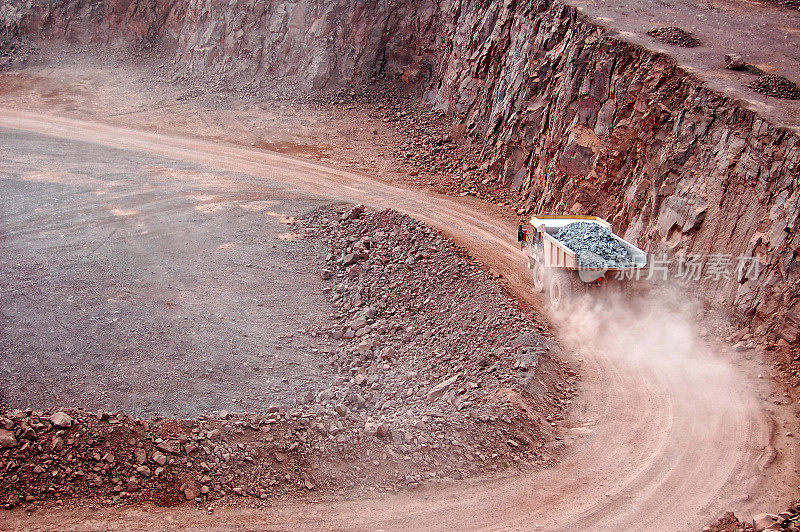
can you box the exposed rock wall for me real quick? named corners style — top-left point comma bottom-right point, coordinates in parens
top-left (1, 0), bottom-right (182, 47)
top-left (425, 0), bottom-right (800, 343)
top-left (4, 0), bottom-right (800, 342)
top-left (1, 0), bottom-right (443, 89)
top-left (171, 0), bottom-right (445, 89)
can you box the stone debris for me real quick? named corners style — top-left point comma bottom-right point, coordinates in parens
top-left (0, 38), bottom-right (37, 70)
top-left (0, 206), bottom-right (577, 510)
top-left (647, 27), bottom-right (700, 47)
top-left (706, 500), bottom-right (800, 531)
top-left (748, 74), bottom-right (800, 100)
top-left (554, 222), bottom-right (633, 268)
top-left (0, 430), bottom-right (17, 449)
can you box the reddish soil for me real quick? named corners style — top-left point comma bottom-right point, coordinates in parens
top-left (1, 43), bottom-right (799, 529)
top-left (0, 107), bottom-right (797, 530)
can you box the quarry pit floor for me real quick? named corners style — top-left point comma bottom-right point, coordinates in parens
top-left (0, 49), bottom-right (799, 530)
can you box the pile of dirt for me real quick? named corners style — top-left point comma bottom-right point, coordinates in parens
top-left (0, 205), bottom-right (575, 511)
top-left (646, 27), bottom-right (701, 47)
top-left (303, 205), bottom-right (576, 473)
top-left (706, 501), bottom-right (800, 531)
top-left (748, 74), bottom-right (800, 100)
top-left (705, 512), bottom-right (753, 531)
top-left (0, 38), bottom-right (36, 70)
top-left (0, 409), bottom-right (322, 509)
top-left (554, 221), bottom-right (634, 268)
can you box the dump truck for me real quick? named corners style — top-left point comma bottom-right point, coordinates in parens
top-left (518, 215), bottom-right (647, 308)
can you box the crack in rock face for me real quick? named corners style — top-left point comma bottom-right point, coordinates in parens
top-left (554, 222), bottom-right (633, 268)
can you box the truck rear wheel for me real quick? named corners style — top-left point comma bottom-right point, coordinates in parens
top-left (549, 271), bottom-right (586, 309)
top-left (532, 261), bottom-right (546, 293)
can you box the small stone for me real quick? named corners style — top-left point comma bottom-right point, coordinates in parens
top-left (102, 452), bottom-right (116, 463)
top-left (0, 429), bottom-right (17, 448)
top-left (156, 440), bottom-right (181, 454)
top-left (427, 374), bottom-right (460, 400)
top-left (136, 465), bottom-right (152, 477)
top-left (350, 316), bottom-right (367, 330)
top-left (133, 448), bottom-right (147, 464)
top-left (151, 451), bottom-right (167, 466)
top-left (127, 478), bottom-right (140, 492)
top-left (184, 484), bottom-right (200, 500)
top-left (50, 412), bottom-right (73, 428)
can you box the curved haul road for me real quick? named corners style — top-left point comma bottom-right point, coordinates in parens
top-left (0, 110), bottom-right (789, 531)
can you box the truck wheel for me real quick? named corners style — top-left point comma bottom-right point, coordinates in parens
top-left (532, 261), bottom-right (546, 293)
top-left (548, 271), bottom-right (571, 309)
top-left (549, 271), bottom-right (586, 309)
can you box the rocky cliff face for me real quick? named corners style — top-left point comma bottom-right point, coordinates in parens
top-left (171, 0), bottom-right (446, 89)
top-left (1, 0), bottom-right (442, 89)
top-left (4, 0), bottom-right (800, 344)
top-left (424, 0), bottom-right (800, 346)
top-left (1, 0), bottom-right (181, 47)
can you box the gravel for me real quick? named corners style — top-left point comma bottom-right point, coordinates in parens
top-left (646, 27), bottom-right (701, 47)
top-left (554, 222), bottom-right (634, 268)
top-left (748, 74), bottom-right (800, 100)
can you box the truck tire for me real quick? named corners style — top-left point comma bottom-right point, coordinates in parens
top-left (549, 271), bottom-right (586, 309)
top-left (532, 261), bottom-right (546, 293)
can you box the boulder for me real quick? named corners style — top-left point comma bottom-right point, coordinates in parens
top-left (156, 440), bottom-right (181, 454)
top-left (753, 513), bottom-right (780, 531)
top-left (50, 411), bottom-right (73, 428)
top-left (0, 429), bottom-right (17, 448)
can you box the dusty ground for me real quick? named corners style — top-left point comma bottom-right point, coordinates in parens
top-left (0, 127), bottom-right (334, 417)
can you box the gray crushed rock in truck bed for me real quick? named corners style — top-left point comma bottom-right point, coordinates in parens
top-left (554, 222), bottom-right (634, 268)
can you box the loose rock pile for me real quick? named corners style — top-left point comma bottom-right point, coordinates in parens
top-left (324, 84), bottom-right (521, 211)
top-left (304, 205), bottom-right (576, 477)
top-left (647, 27), bottom-right (701, 47)
top-left (760, 0), bottom-right (800, 9)
top-left (748, 74), bottom-right (800, 100)
top-left (0, 205), bottom-right (576, 511)
top-left (0, 38), bottom-right (36, 70)
top-left (705, 501), bottom-right (800, 531)
top-left (554, 222), bottom-right (633, 268)
top-left (0, 408), bottom-right (326, 509)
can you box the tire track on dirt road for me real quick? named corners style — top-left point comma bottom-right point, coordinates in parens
top-left (0, 110), bottom-right (792, 531)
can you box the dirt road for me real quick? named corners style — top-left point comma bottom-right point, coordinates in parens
top-left (0, 110), bottom-right (795, 530)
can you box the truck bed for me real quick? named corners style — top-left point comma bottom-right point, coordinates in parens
top-left (529, 215), bottom-right (647, 271)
